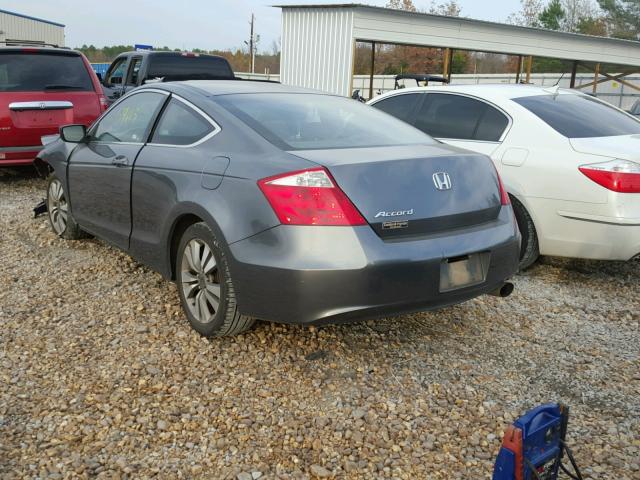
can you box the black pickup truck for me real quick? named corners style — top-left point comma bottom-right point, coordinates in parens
top-left (100, 50), bottom-right (235, 104)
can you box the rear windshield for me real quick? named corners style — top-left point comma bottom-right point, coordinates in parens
top-left (513, 93), bottom-right (640, 138)
top-left (147, 55), bottom-right (234, 81)
top-left (216, 93), bottom-right (435, 150)
top-left (0, 52), bottom-right (93, 92)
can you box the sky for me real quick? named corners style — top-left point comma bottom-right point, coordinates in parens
top-left (2, 0), bottom-right (523, 51)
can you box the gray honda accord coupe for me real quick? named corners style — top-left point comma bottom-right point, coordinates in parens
top-left (36, 81), bottom-right (520, 336)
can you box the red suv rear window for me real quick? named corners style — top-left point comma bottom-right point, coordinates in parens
top-left (0, 51), bottom-right (93, 92)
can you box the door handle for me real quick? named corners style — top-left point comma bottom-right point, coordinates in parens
top-left (112, 155), bottom-right (129, 167)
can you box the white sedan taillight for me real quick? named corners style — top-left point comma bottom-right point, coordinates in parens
top-left (578, 159), bottom-right (640, 193)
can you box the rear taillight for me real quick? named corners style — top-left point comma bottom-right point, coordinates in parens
top-left (98, 94), bottom-right (109, 112)
top-left (579, 159), bottom-right (640, 193)
top-left (258, 167), bottom-right (366, 226)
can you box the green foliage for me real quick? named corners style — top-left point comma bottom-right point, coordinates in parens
top-left (576, 15), bottom-right (608, 35)
top-left (451, 51), bottom-right (468, 74)
top-left (539, 0), bottom-right (566, 30)
top-left (597, 0), bottom-right (640, 39)
top-left (531, 57), bottom-right (573, 73)
top-left (77, 45), bottom-right (133, 62)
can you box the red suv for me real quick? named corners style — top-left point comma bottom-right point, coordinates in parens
top-left (0, 45), bottom-right (107, 166)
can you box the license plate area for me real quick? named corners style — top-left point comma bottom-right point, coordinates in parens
top-left (11, 109), bottom-right (73, 128)
top-left (439, 252), bottom-right (490, 292)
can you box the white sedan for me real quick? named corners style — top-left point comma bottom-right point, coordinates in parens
top-left (369, 85), bottom-right (640, 268)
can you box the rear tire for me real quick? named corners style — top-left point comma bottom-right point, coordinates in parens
top-left (511, 196), bottom-right (539, 270)
top-left (46, 175), bottom-right (84, 240)
top-left (176, 222), bottom-right (255, 337)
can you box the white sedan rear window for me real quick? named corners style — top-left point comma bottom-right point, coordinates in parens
top-left (514, 94), bottom-right (640, 138)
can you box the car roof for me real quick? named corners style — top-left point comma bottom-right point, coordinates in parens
top-left (117, 50), bottom-right (227, 59)
top-left (157, 80), bottom-right (325, 97)
top-left (0, 45), bottom-right (80, 55)
top-left (372, 83), bottom-right (584, 103)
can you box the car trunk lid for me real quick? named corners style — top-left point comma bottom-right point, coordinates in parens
top-left (291, 144), bottom-right (503, 238)
top-left (570, 135), bottom-right (640, 162)
top-left (0, 91), bottom-right (101, 150)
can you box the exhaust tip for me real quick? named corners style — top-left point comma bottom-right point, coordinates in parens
top-left (489, 282), bottom-right (514, 298)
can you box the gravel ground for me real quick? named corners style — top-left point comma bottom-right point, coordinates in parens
top-left (1, 168), bottom-right (638, 479)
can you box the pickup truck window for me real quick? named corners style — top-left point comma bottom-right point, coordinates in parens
top-left (151, 98), bottom-right (214, 145)
top-left (126, 57), bottom-right (142, 86)
top-left (146, 55), bottom-right (234, 81)
top-left (92, 92), bottom-right (166, 143)
top-left (106, 58), bottom-right (127, 85)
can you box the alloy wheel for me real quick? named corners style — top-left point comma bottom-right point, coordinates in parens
top-left (180, 238), bottom-right (221, 324)
top-left (48, 179), bottom-right (68, 235)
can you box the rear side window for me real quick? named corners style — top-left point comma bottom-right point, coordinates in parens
top-left (151, 99), bottom-right (214, 145)
top-left (514, 94), bottom-right (640, 138)
top-left (0, 52), bottom-right (93, 92)
top-left (92, 92), bottom-right (166, 143)
top-left (414, 93), bottom-right (508, 141)
top-left (372, 93), bottom-right (421, 123)
top-left (147, 55), bottom-right (234, 81)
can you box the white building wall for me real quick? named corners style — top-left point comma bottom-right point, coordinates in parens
top-left (281, 7), bottom-right (354, 97)
top-left (0, 10), bottom-right (65, 46)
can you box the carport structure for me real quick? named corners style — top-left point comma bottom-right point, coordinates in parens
top-left (277, 3), bottom-right (640, 99)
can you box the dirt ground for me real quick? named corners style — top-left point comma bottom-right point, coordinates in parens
top-left (1, 167), bottom-right (638, 479)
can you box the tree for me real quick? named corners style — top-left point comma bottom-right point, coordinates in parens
top-left (507, 0), bottom-right (545, 27)
top-left (451, 50), bottom-right (469, 73)
top-left (386, 0), bottom-right (417, 11)
top-left (428, 1), bottom-right (462, 16)
top-left (561, 0), bottom-right (600, 32)
top-left (576, 15), bottom-right (608, 35)
top-left (378, 0), bottom-right (464, 75)
top-left (539, 0), bottom-right (566, 29)
top-left (597, 0), bottom-right (640, 39)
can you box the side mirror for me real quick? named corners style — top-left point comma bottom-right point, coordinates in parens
top-left (96, 72), bottom-right (103, 82)
top-left (60, 124), bottom-right (87, 143)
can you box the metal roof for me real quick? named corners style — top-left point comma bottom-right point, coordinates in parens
top-left (277, 3), bottom-right (640, 97)
top-left (277, 3), bottom-right (640, 66)
top-left (0, 9), bottom-right (65, 28)
top-left (275, 3), bottom-right (640, 47)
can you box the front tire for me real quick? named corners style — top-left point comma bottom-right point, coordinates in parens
top-left (176, 222), bottom-right (255, 337)
top-left (511, 196), bottom-right (539, 270)
top-left (46, 175), bottom-right (84, 240)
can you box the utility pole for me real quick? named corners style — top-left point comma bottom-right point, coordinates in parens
top-left (244, 14), bottom-right (258, 74)
top-left (249, 13), bottom-right (255, 74)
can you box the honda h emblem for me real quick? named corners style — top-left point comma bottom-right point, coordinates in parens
top-left (432, 172), bottom-right (452, 191)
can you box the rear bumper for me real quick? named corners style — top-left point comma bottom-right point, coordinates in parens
top-left (0, 147), bottom-right (40, 166)
top-left (544, 213), bottom-right (640, 261)
top-left (228, 208), bottom-right (520, 324)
